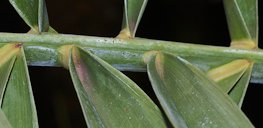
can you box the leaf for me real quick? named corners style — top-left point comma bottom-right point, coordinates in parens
top-left (207, 59), bottom-right (253, 107)
top-left (0, 57), bottom-right (16, 105)
top-left (207, 59), bottom-right (249, 93)
top-left (223, 0), bottom-right (258, 44)
top-left (0, 44), bottom-right (20, 104)
top-left (146, 52), bottom-right (254, 127)
top-left (69, 47), bottom-right (167, 128)
top-left (38, 0), bottom-right (49, 32)
top-left (229, 63), bottom-right (253, 107)
top-left (118, 0), bottom-right (148, 38)
top-left (0, 109), bottom-right (12, 128)
top-left (9, 0), bottom-right (49, 32)
top-left (2, 48), bottom-right (39, 128)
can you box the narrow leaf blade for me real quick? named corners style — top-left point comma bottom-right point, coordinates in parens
top-left (147, 52), bottom-right (253, 127)
top-left (69, 47), bottom-right (166, 128)
top-left (118, 0), bottom-right (148, 38)
top-left (146, 53), bottom-right (187, 128)
top-left (0, 57), bottom-right (16, 104)
top-left (229, 63), bottom-right (253, 107)
top-left (223, 0), bottom-right (258, 43)
top-left (0, 44), bottom-right (20, 104)
top-left (2, 48), bottom-right (39, 128)
top-left (38, 0), bottom-right (49, 32)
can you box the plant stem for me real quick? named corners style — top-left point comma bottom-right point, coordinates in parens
top-left (0, 32), bottom-right (263, 83)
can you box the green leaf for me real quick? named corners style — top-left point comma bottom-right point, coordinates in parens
top-left (146, 52), bottom-right (254, 127)
top-left (2, 48), bottom-right (38, 128)
top-left (206, 59), bottom-right (253, 107)
top-left (0, 57), bottom-right (16, 105)
top-left (38, 0), bottom-right (49, 32)
top-left (229, 64), bottom-right (253, 107)
top-left (118, 0), bottom-right (148, 38)
top-left (207, 59), bottom-right (249, 93)
top-left (9, 0), bottom-right (49, 32)
top-left (223, 0), bottom-right (258, 44)
top-left (0, 109), bottom-right (12, 128)
top-left (69, 47), bottom-right (167, 128)
top-left (0, 44), bottom-right (20, 104)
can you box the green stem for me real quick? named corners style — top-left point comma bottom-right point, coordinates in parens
top-left (0, 32), bottom-right (263, 83)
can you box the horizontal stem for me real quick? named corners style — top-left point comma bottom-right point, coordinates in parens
top-left (0, 32), bottom-right (263, 83)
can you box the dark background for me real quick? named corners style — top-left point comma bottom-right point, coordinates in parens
top-left (0, 0), bottom-right (263, 127)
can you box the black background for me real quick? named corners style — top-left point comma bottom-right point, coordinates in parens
top-left (0, 0), bottom-right (262, 127)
